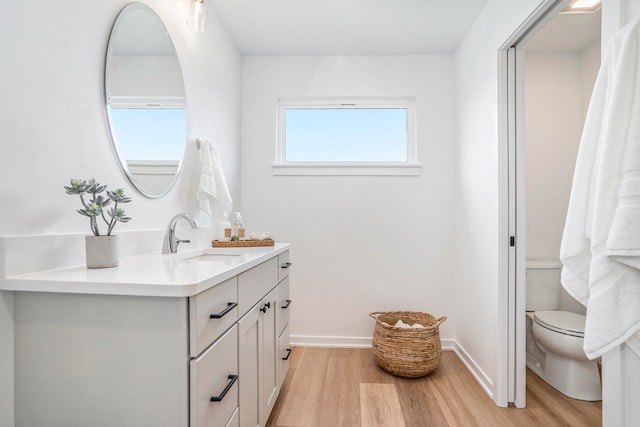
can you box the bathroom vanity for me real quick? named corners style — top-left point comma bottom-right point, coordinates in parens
top-left (1, 244), bottom-right (291, 427)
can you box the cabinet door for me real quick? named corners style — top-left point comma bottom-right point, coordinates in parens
top-left (238, 288), bottom-right (280, 427)
top-left (238, 301), bottom-right (261, 427)
top-left (261, 287), bottom-right (279, 427)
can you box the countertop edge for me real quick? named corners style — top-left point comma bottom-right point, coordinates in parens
top-left (0, 243), bottom-right (291, 297)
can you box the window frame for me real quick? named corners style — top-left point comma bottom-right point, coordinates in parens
top-left (273, 97), bottom-right (420, 176)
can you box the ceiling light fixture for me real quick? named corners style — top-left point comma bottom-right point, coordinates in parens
top-left (187, 0), bottom-right (206, 32)
top-left (563, 0), bottom-right (602, 13)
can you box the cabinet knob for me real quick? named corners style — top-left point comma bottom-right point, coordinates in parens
top-left (280, 262), bottom-right (292, 269)
top-left (210, 374), bottom-right (239, 402)
top-left (281, 299), bottom-right (292, 309)
top-left (260, 302), bottom-right (271, 313)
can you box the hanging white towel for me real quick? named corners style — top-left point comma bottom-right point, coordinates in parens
top-left (196, 139), bottom-right (233, 216)
top-left (560, 20), bottom-right (640, 360)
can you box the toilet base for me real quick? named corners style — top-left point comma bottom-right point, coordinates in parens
top-left (538, 351), bottom-right (602, 401)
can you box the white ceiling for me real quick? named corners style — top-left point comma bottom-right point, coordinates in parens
top-left (208, 0), bottom-right (490, 55)
top-left (526, 9), bottom-right (601, 53)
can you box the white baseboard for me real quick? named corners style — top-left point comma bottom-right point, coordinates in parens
top-left (291, 335), bottom-right (372, 348)
top-left (447, 339), bottom-right (494, 399)
top-left (290, 335), bottom-right (493, 400)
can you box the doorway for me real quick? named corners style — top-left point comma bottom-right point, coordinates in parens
top-left (499, 0), bottom-right (602, 408)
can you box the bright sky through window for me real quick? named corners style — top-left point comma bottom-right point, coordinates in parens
top-left (284, 108), bottom-right (408, 162)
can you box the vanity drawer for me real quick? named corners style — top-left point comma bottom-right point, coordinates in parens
top-left (278, 325), bottom-right (291, 388)
top-left (278, 251), bottom-right (291, 283)
top-left (190, 277), bottom-right (238, 357)
top-left (276, 277), bottom-right (291, 337)
top-left (190, 324), bottom-right (238, 427)
top-left (238, 258), bottom-right (278, 315)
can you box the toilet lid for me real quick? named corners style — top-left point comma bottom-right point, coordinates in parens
top-left (534, 311), bottom-right (585, 336)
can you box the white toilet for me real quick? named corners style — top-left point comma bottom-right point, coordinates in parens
top-left (526, 260), bottom-right (601, 401)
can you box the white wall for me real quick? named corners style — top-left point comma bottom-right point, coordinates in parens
top-left (524, 45), bottom-right (600, 262)
top-left (240, 55), bottom-right (457, 346)
top-left (0, 1), bottom-right (242, 425)
top-left (525, 53), bottom-right (584, 261)
top-left (453, 0), bottom-right (548, 400)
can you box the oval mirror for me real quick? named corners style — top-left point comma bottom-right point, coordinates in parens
top-left (105, 3), bottom-right (187, 198)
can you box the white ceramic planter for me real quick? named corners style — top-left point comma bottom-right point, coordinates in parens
top-left (85, 235), bottom-right (119, 268)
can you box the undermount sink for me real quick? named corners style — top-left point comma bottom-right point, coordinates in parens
top-left (182, 253), bottom-right (241, 262)
top-left (167, 248), bottom-right (247, 264)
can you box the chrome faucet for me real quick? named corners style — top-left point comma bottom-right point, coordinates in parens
top-left (162, 213), bottom-right (200, 254)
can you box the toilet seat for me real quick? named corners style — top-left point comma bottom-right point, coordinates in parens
top-left (534, 310), bottom-right (585, 338)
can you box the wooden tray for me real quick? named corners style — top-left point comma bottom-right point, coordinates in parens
top-left (212, 239), bottom-right (275, 247)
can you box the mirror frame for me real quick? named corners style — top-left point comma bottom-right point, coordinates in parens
top-left (104, 2), bottom-right (188, 198)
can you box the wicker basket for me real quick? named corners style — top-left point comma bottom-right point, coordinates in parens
top-left (369, 311), bottom-right (447, 378)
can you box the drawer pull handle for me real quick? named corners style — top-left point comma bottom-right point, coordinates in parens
top-left (210, 302), bottom-right (238, 319)
top-left (280, 262), bottom-right (292, 269)
top-left (210, 374), bottom-right (239, 402)
top-left (282, 299), bottom-right (292, 309)
top-left (282, 348), bottom-right (292, 361)
top-left (260, 302), bottom-right (271, 313)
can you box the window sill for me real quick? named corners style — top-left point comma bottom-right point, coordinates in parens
top-left (271, 163), bottom-right (422, 176)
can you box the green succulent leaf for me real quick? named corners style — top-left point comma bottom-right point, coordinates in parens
top-left (94, 195), bottom-right (112, 208)
top-left (107, 189), bottom-right (132, 203)
top-left (66, 178), bottom-right (133, 235)
top-left (64, 178), bottom-right (90, 195)
top-left (111, 207), bottom-right (131, 221)
top-left (77, 208), bottom-right (98, 217)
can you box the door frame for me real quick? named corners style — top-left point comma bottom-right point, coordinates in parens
top-left (496, 0), bottom-right (570, 408)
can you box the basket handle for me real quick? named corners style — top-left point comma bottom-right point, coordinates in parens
top-left (435, 316), bottom-right (447, 327)
top-left (369, 312), bottom-right (391, 327)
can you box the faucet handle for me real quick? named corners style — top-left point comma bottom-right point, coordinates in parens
top-left (177, 239), bottom-right (191, 248)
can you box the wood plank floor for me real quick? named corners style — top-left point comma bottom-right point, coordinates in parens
top-left (266, 347), bottom-right (602, 427)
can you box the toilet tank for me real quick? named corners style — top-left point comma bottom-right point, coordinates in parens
top-left (526, 260), bottom-right (562, 311)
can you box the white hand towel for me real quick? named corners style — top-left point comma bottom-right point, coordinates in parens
top-left (196, 139), bottom-right (233, 216)
top-left (560, 20), bottom-right (640, 360)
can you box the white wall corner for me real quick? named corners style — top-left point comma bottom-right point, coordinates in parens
top-left (447, 339), bottom-right (494, 400)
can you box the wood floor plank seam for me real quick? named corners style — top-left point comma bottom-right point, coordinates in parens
top-left (359, 383), bottom-right (406, 427)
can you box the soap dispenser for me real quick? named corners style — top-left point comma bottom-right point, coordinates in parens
top-left (221, 212), bottom-right (232, 241)
top-left (233, 212), bottom-right (245, 240)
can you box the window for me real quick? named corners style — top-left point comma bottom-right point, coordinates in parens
top-left (274, 98), bottom-right (419, 176)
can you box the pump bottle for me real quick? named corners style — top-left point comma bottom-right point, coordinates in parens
top-left (221, 212), bottom-right (232, 241)
top-left (234, 212), bottom-right (245, 240)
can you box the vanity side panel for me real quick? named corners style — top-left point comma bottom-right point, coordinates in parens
top-left (0, 290), bottom-right (14, 427)
top-left (14, 292), bottom-right (189, 427)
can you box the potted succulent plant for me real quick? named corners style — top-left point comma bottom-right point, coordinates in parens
top-left (64, 178), bottom-right (132, 268)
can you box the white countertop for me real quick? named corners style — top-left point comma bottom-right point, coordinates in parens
top-left (0, 243), bottom-right (290, 297)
